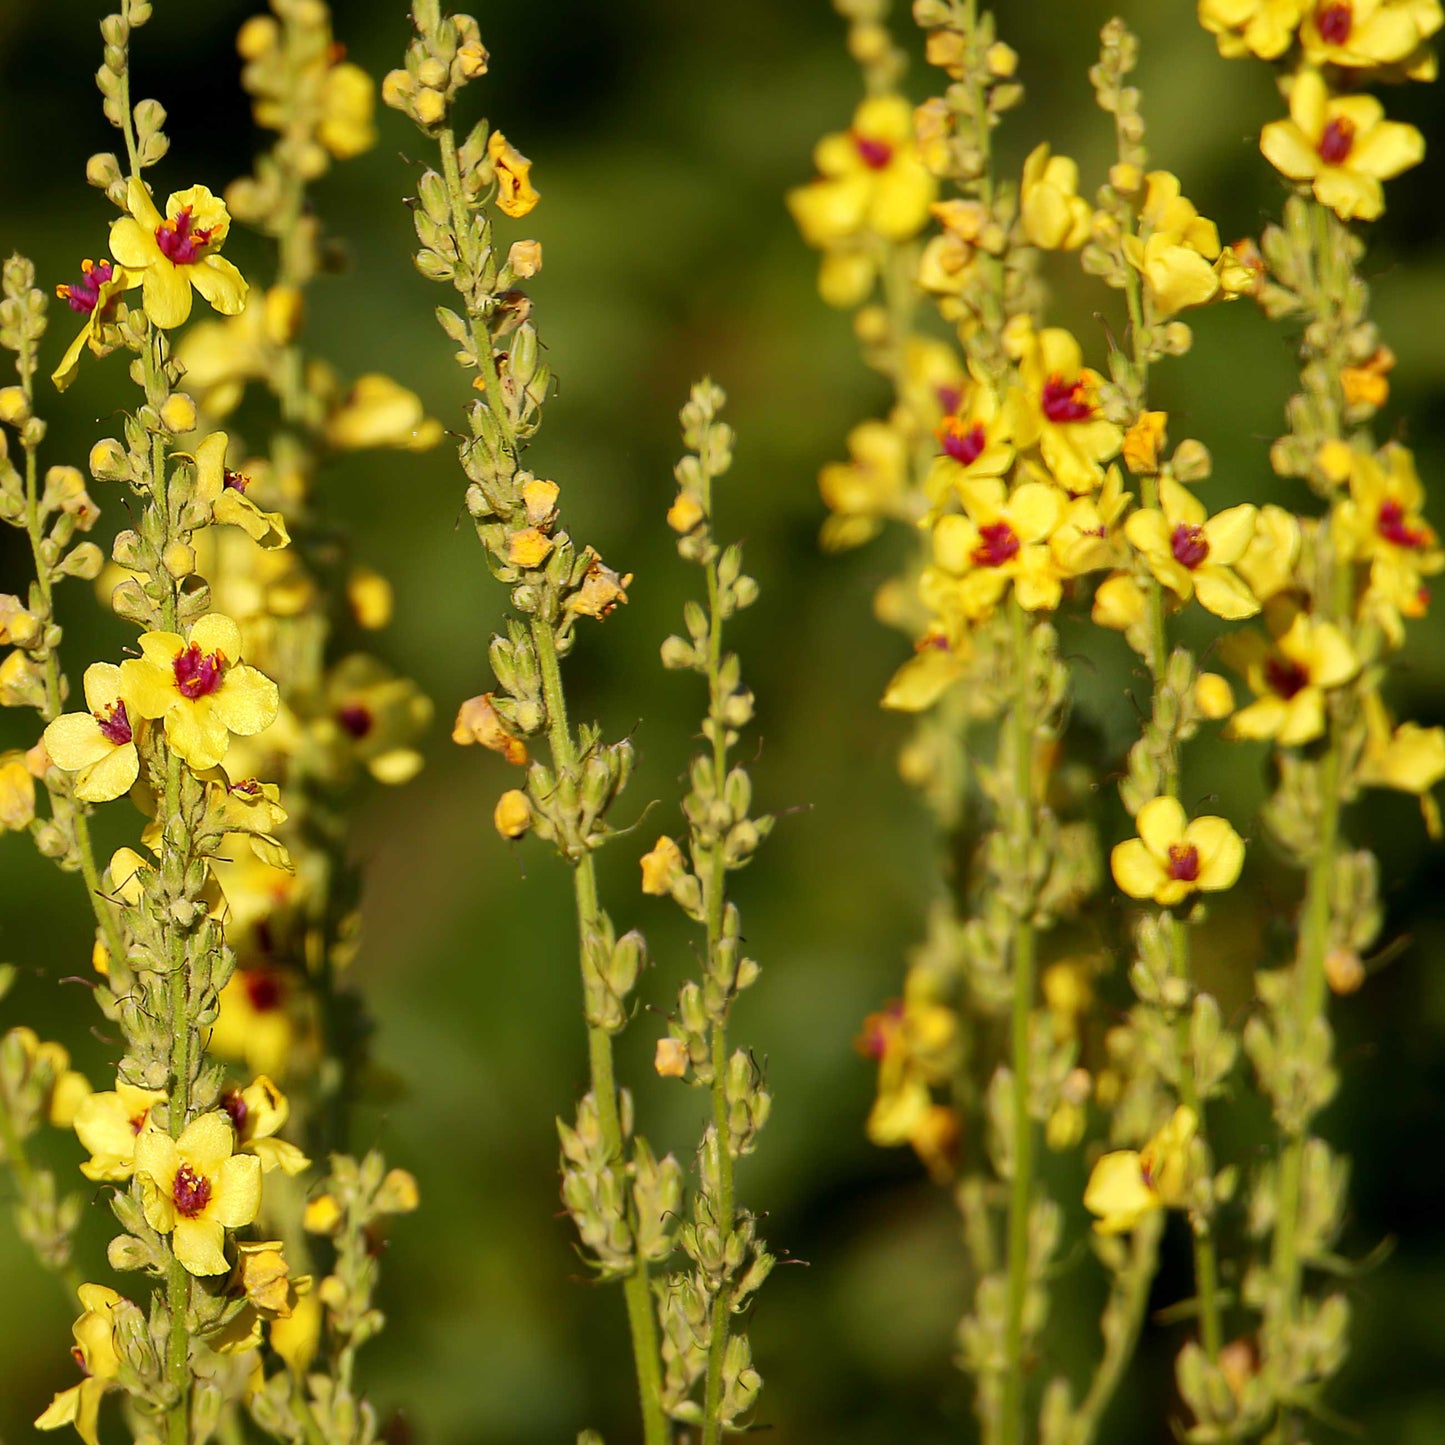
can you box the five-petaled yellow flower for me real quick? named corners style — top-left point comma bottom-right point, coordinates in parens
top-left (1125, 477), bottom-right (1260, 620)
top-left (1260, 67), bottom-right (1425, 222)
top-left (72, 1081), bottom-right (168, 1181)
top-left (134, 1110), bottom-right (263, 1276)
top-left (43, 663), bottom-right (140, 803)
top-left (109, 179), bottom-right (248, 329)
top-left (1112, 796), bottom-right (1245, 907)
top-left (119, 613), bottom-right (279, 771)
top-left (1084, 1105), bottom-right (1198, 1234)
top-left (1221, 611), bottom-right (1359, 746)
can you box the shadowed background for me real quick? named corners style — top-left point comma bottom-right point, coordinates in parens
top-left (0, 1), bottom-right (1442, 1440)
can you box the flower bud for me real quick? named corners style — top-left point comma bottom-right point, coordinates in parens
top-left (494, 788), bottom-right (532, 839)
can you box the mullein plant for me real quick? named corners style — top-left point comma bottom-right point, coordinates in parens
top-left (792, 0), bottom-right (1441, 1440)
top-left (0, 4), bottom-right (421, 1442)
top-left (387, 8), bottom-right (775, 1440)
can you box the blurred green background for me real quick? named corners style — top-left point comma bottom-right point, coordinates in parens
top-left (1, 1), bottom-right (1443, 1440)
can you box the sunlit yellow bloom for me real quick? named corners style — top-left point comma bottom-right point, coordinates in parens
top-left (489, 131), bottom-right (539, 218)
top-left (319, 62), bottom-right (378, 159)
top-left (120, 614), bottom-right (279, 771)
top-left (42, 664), bottom-right (139, 803)
top-left (1199, 0), bottom-right (1305, 57)
top-left (1051, 465), bottom-right (1129, 578)
top-left (1084, 1106), bottom-right (1197, 1234)
top-left (1010, 326), bottom-right (1122, 494)
top-left (1236, 503), bottom-right (1302, 602)
top-left (1356, 692), bottom-right (1445, 835)
top-left (922, 479), bottom-right (1067, 622)
top-left (925, 378), bottom-right (1014, 505)
top-left (1300, 0), bottom-right (1443, 70)
top-left (195, 432), bottom-right (290, 549)
top-left (51, 258), bottom-right (138, 392)
top-left (1020, 143), bottom-right (1093, 250)
top-left (135, 1112), bottom-right (263, 1276)
top-left (1221, 611), bottom-right (1359, 745)
top-left (787, 95), bottom-right (936, 250)
top-left (819, 419), bottom-right (911, 551)
top-left (211, 967), bottom-right (307, 1080)
top-left (173, 288), bottom-right (296, 417)
top-left (1124, 172), bottom-right (1223, 317)
top-left (1334, 443), bottom-right (1442, 574)
top-left (495, 788), bottom-right (532, 839)
top-left (1260, 67), bottom-right (1425, 222)
top-left (322, 654), bottom-right (432, 785)
top-left (223, 1076), bottom-right (310, 1176)
top-left (108, 180), bottom-right (248, 329)
top-left (640, 835), bottom-right (687, 896)
top-left (1112, 795), bottom-right (1245, 907)
top-left (1196, 672), bottom-right (1237, 720)
top-left (34, 1284), bottom-right (128, 1445)
top-left (1125, 477), bottom-right (1260, 619)
top-left (0, 751), bottom-right (36, 830)
top-left (73, 1081), bottom-right (168, 1182)
top-left (324, 373), bottom-right (444, 452)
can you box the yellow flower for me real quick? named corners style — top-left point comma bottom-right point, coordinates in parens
top-left (1334, 443), bottom-right (1442, 574)
top-left (51, 258), bottom-right (138, 392)
top-left (134, 1111), bottom-right (263, 1276)
top-left (640, 835), bottom-right (687, 896)
top-left (1124, 476), bottom-right (1260, 619)
top-left (1010, 326), bottom-right (1123, 494)
top-left (1084, 1106), bottom-right (1197, 1234)
top-left (1122, 411), bottom-right (1168, 475)
top-left (34, 1284), bottom-right (128, 1445)
top-left (73, 1081), bottom-right (168, 1181)
top-left (1123, 172), bottom-right (1223, 317)
top-left (819, 419), bottom-right (910, 551)
top-left (1199, 0), bottom-right (1305, 59)
top-left (786, 95), bottom-right (936, 249)
top-left (319, 62), bottom-right (377, 160)
top-left (120, 614), bottom-right (279, 771)
top-left (223, 1076), bottom-right (310, 1177)
top-left (271, 1293), bottom-right (324, 1376)
top-left (1111, 796), bottom-right (1245, 907)
top-left (1051, 465), bottom-right (1130, 579)
top-left (1300, 0), bottom-right (1443, 70)
top-left (1220, 611), bottom-right (1359, 745)
top-left (195, 432), bottom-right (291, 549)
top-left (324, 373), bottom-right (444, 451)
top-left (108, 180), bottom-right (248, 329)
top-left (210, 967), bottom-right (307, 1080)
top-left (323, 653), bottom-right (432, 785)
top-left (922, 478), bottom-right (1067, 622)
top-left (881, 635), bottom-right (972, 713)
top-left (1236, 503), bottom-right (1302, 602)
top-left (655, 1037), bottom-right (689, 1078)
top-left (1340, 344), bottom-right (1395, 409)
top-left (43, 663), bottom-right (140, 803)
top-left (172, 289), bottom-right (284, 418)
top-left (1019, 143), bottom-right (1093, 250)
top-left (489, 130), bottom-right (539, 218)
top-left (1196, 672), bottom-right (1237, 720)
top-left (495, 788), bottom-right (532, 839)
top-left (0, 752), bottom-right (36, 830)
top-left (452, 693), bottom-right (529, 764)
top-left (567, 559), bottom-right (631, 619)
top-left (1260, 67), bottom-right (1425, 222)
top-left (1356, 692), bottom-right (1445, 811)
top-left (924, 376), bottom-right (1015, 506)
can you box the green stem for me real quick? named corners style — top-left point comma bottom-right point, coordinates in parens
top-left (1000, 598), bottom-right (1037, 1445)
top-left (531, 617), bottom-right (668, 1445)
top-left (700, 478), bottom-right (735, 1445)
top-left (0, 1087), bottom-right (84, 1300)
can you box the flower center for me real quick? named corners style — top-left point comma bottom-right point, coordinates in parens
top-left (97, 699), bottom-right (133, 746)
top-left (1317, 116), bottom-right (1355, 167)
top-left (244, 968), bottom-right (284, 1013)
top-left (155, 207), bottom-right (215, 266)
top-left (57, 258), bottom-right (115, 315)
top-left (1166, 842), bottom-right (1200, 883)
top-left (852, 132), bottom-right (893, 170)
top-left (972, 521), bottom-right (1021, 568)
top-left (223, 468), bottom-right (251, 493)
top-left (129, 1110), bottom-right (149, 1136)
top-left (1041, 373), bottom-right (1094, 424)
top-left (1377, 499), bottom-right (1428, 550)
top-left (231, 777), bottom-right (263, 796)
top-left (337, 703), bottom-right (374, 738)
top-left (173, 643), bottom-right (227, 699)
top-left (1317, 1), bottom-right (1353, 43)
top-left (940, 419), bottom-right (987, 466)
top-left (172, 1163), bottom-right (213, 1218)
top-left (223, 1088), bottom-right (249, 1134)
top-left (1265, 655), bottom-right (1310, 700)
top-left (1170, 522), bottom-right (1210, 570)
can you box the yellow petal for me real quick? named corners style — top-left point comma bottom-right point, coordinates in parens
top-left (1084, 1150), bottom-right (1158, 1234)
top-left (1185, 816), bottom-right (1245, 891)
top-left (174, 1215), bottom-right (230, 1276)
top-left (1136, 795), bottom-right (1186, 858)
top-left (1111, 838), bottom-right (1164, 900)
